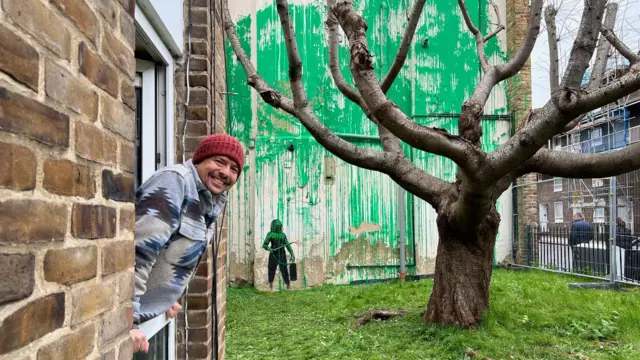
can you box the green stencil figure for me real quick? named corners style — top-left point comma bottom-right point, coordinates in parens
top-left (262, 219), bottom-right (295, 290)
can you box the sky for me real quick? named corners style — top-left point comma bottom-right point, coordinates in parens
top-left (530, 0), bottom-right (640, 108)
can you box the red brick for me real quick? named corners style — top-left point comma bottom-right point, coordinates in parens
top-left (0, 24), bottom-right (39, 90)
top-left (0, 253), bottom-right (35, 305)
top-left (188, 276), bottom-right (212, 294)
top-left (0, 200), bottom-right (68, 244)
top-left (43, 159), bottom-right (95, 198)
top-left (102, 170), bottom-right (135, 202)
top-left (177, 309), bottom-right (209, 328)
top-left (102, 241), bottom-right (134, 276)
top-left (45, 59), bottom-right (99, 120)
top-left (189, 58), bottom-right (209, 72)
top-left (37, 323), bottom-right (95, 360)
top-left (187, 324), bottom-right (211, 343)
top-left (0, 293), bottom-right (65, 355)
top-left (72, 283), bottom-right (112, 325)
top-left (191, 25), bottom-right (209, 39)
top-left (121, 79), bottom-right (135, 110)
top-left (190, 41), bottom-right (209, 56)
top-left (0, 142), bottom-right (37, 191)
top-left (119, 208), bottom-right (135, 233)
top-left (118, 0), bottom-right (135, 17)
top-left (191, 8), bottom-right (209, 25)
top-left (71, 203), bottom-right (117, 239)
top-left (43, 246), bottom-right (97, 285)
top-left (95, 0), bottom-right (118, 28)
top-left (0, 87), bottom-right (70, 148)
top-left (117, 337), bottom-right (134, 360)
top-left (78, 41), bottom-right (119, 97)
top-left (189, 72), bottom-right (210, 87)
top-left (51, 0), bottom-right (99, 43)
top-left (103, 31), bottom-right (134, 79)
top-left (75, 121), bottom-right (117, 165)
top-left (120, 141), bottom-right (135, 173)
top-left (102, 95), bottom-right (135, 140)
top-left (119, 9), bottom-right (135, 47)
top-left (3, 0), bottom-right (70, 58)
top-left (187, 105), bottom-right (210, 121)
top-left (101, 348), bottom-right (115, 360)
top-left (99, 306), bottom-right (133, 346)
top-left (186, 295), bottom-right (211, 310)
top-left (118, 271), bottom-right (134, 302)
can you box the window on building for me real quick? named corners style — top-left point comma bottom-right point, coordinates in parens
top-left (133, 2), bottom-right (179, 358)
top-left (594, 207), bottom-right (605, 223)
top-left (592, 127), bottom-right (603, 146)
top-left (554, 202), bottom-right (563, 223)
top-left (554, 178), bottom-right (562, 192)
top-left (592, 178), bottom-right (604, 188)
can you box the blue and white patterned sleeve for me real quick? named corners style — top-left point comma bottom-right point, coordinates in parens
top-left (132, 171), bottom-right (185, 325)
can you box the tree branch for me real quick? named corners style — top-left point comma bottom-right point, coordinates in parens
top-left (326, 7), bottom-right (361, 105)
top-left (276, 0), bottom-right (308, 109)
top-left (601, 27), bottom-right (640, 64)
top-left (458, 0), bottom-right (489, 71)
top-left (495, 0), bottom-right (543, 81)
top-left (586, 3), bottom-right (618, 92)
top-left (557, 0), bottom-right (608, 95)
top-left (483, 0), bottom-right (504, 42)
top-left (545, 5), bottom-right (559, 93)
top-left (330, 0), bottom-right (482, 174)
top-left (224, 0), bottom-right (451, 207)
top-left (571, 62), bottom-right (640, 113)
top-left (326, 6), bottom-right (402, 154)
top-left (380, 0), bottom-right (426, 93)
top-left (523, 144), bottom-right (640, 178)
top-left (486, 1), bottom-right (609, 183)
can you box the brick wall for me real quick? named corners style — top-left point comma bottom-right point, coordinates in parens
top-left (0, 0), bottom-right (137, 359)
top-left (175, 0), bottom-right (229, 359)
top-left (506, 0), bottom-right (536, 263)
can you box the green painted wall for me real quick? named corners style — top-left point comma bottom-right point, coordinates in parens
top-left (226, 0), bottom-right (512, 289)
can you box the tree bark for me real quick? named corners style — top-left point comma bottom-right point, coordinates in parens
top-left (425, 207), bottom-right (500, 328)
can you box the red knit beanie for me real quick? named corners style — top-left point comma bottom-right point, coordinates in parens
top-left (192, 134), bottom-right (244, 176)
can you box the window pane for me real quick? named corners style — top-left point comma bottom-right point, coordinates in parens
top-left (133, 324), bottom-right (169, 360)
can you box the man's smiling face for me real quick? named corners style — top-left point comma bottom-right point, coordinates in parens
top-left (195, 155), bottom-right (239, 195)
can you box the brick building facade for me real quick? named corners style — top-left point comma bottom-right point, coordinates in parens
top-left (0, 0), bottom-right (229, 359)
top-left (506, 0), bottom-right (536, 263)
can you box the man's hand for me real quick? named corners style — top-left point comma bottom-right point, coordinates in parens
top-left (290, 255), bottom-right (295, 262)
top-left (130, 328), bottom-right (149, 354)
top-left (166, 302), bottom-right (183, 319)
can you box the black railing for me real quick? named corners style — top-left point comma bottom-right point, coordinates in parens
top-left (517, 224), bottom-right (640, 284)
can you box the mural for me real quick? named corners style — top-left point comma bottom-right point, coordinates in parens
top-left (226, 0), bottom-right (513, 290)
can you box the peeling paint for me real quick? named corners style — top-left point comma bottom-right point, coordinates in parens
top-left (226, 0), bottom-right (512, 289)
top-left (349, 221), bottom-right (382, 236)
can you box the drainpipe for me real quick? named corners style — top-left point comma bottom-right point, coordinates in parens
top-left (398, 185), bottom-right (406, 281)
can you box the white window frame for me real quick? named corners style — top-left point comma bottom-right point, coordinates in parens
top-left (134, 3), bottom-right (178, 359)
top-left (135, 3), bottom-right (176, 184)
top-left (592, 178), bottom-right (604, 188)
top-left (553, 178), bottom-right (562, 192)
top-left (594, 207), bottom-right (605, 223)
top-left (554, 202), bottom-right (563, 223)
top-left (138, 314), bottom-right (176, 360)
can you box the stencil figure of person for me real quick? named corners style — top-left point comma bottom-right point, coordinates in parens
top-left (262, 219), bottom-right (295, 290)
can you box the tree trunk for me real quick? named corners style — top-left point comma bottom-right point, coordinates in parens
top-left (425, 208), bottom-right (500, 328)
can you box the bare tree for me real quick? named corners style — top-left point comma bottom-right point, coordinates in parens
top-left (223, 0), bottom-right (640, 327)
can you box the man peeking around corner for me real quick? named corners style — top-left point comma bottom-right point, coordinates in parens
top-left (130, 134), bottom-right (244, 353)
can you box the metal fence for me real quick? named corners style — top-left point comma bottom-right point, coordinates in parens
top-left (512, 172), bottom-right (640, 286)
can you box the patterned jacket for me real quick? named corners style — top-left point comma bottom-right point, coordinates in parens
top-left (132, 159), bottom-right (226, 325)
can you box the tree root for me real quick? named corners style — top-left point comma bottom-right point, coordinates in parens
top-left (350, 309), bottom-right (411, 329)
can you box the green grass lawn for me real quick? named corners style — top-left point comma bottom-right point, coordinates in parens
top-left (226, 269), bottom-right (640, 360)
